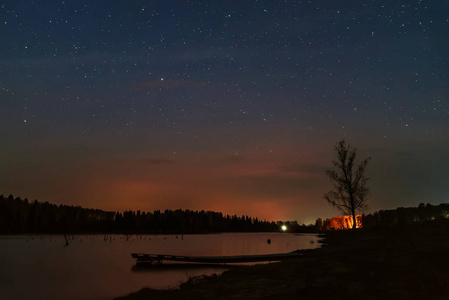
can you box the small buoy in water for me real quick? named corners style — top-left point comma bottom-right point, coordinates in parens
top-left (267, 238), bottom-right (271, 244)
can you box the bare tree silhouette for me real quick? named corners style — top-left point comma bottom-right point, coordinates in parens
top-left (324, 140), bottom-right (371, 229)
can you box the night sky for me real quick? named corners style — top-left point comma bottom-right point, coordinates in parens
top-left (1, 0), bottom-right (448, 223)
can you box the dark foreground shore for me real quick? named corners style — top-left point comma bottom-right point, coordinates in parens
top-left (116, 220), bottom-right (449, 299)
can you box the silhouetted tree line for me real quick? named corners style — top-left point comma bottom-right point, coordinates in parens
top-left (361, 203), bottom-right (449, 228)
top-left (0, 195), bottom-right (116, 234)
top-left (315, 203), bottom-right (449, 231)
top-left (0, 195), bottom-right (311, 234)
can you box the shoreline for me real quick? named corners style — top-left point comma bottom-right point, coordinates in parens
top-left (116, 220), bottom-right (449, 299)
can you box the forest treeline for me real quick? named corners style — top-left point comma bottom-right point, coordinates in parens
top-left (316, 202), bottom-right (449, 230)
top-left (3, 194), bottom-right (447, 234)
top-left (0, 194), bottom-right (313, 234)
top-left (361, 202), bottom-right (449, 228)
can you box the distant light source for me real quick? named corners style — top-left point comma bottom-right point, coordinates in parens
top-left (281, 225), bottom-right (287, 231)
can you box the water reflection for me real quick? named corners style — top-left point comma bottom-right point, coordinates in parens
top-left (0, 233), bottom-right (320, 300)
top-left (132, 262), bottom-right (236, 272)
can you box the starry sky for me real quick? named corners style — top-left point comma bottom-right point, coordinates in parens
top-left (1, 0), bottom-right (448, 224)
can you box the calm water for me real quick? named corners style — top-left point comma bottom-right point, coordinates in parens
top-left (0, 233), bottom-right (321, 300)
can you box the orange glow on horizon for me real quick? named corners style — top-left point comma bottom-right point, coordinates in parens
top-left (5, 143), bottom-right (333, 223)
top-left (206, 197), bottom-right (288, 222)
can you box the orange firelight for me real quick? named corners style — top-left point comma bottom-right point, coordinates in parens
top-left (323, 215), bottom-right (362, 230)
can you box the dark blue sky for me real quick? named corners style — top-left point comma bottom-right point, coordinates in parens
top-left (1, 0), bottom-right (448, 223)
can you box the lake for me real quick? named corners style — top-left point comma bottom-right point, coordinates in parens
top-left (0, 233), bottom-right (321, 300)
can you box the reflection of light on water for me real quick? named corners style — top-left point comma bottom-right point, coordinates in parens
top-left (0, 233), bottom-right (321, 300)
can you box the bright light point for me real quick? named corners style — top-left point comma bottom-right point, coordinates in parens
top-left (281, 225), bottom-right (287, 231)
top-left (160, 78), bottom-right (164, 81)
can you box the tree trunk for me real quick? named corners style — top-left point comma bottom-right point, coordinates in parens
top-left (352, 211), bottom-right (357, 229)
top-left (350, 194), bottom-right (357, 229)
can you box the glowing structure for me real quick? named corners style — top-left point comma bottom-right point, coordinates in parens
top-left (322, 215), bottom-right (363, 230)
